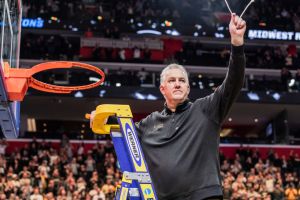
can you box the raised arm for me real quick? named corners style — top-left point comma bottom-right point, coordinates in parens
top-left (200, 14), bottom-right (246, 124)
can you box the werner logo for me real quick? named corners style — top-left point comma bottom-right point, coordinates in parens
top-left (125, 123), bottom-right (142, 166)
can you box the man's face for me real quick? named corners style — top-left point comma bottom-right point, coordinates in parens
top-left (160, 68), bottom-right (190, 105)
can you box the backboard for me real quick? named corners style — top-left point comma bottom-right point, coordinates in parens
top-left (0, 0), bottom-right (22, 138)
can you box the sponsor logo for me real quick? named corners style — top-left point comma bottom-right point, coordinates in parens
top-left (125, 123), bottom-right (142, 166)
top-left (144, 188), bottom-right (152, 195)
top-left (22, 18), bottom-right (44, 28)
top-left (248, 29), bottom-right (300, 41)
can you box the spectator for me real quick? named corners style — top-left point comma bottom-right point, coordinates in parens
top-left (0, 140), bottom-right (7, 156)
top-left (284, 183), bottom-right (298, 200)
top-left (88, 183), bottom-right (106, 200)
top-left (265, 174), bottom-right (275, 195)
top-left (85, 153), bottom-right (96, 176)
top-left (221, 159), bottom-right (230, 172)
top-left (136, 68), bottom-right (150, 84)
top-left (45, 179), bottom-right (57, 196)
top-left (49, 149), bottom-right (59, 166)
top-left (57, 187), bottom-right (68, 200)
top-left (133, 46), bottom-right (141, 62)
top-left (76, 177), bottom-right (86, 195)
top-left (61, 134), bottom-right (70, 148)
top-left (222, 179), bottom-right (232, 199)
top-left (29, 187), bottom-right (43, 200)
top-left (101, 177), bottom-right (115, 198)
top-left (44, 192), bottom-right (55, 200)
top-left (118, 49), bottom-right (126, 61)
top-left (77, 143), bottom-right (85, 156)
top-left (273, 183), bottom-right (284, 200)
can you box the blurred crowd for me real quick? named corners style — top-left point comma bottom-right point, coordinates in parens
top-left (19, 0), bottom-right (300, 80)
top-left (0, 138), bottom-right (117, 200)
top-left (20, 34), bottom-right (78, 60)
top-left (20, 33), bottom-right (300, 70)
top-left (177, 43), bottom-right (300, 70)
top-left (0, 139), bottom-right (299, 199)
top-left (220, 147), bottom-right (300, 199)
top-left (21, 0), bottom-right (300, 33)
top-left (244, 0), bottom-right (300, 31)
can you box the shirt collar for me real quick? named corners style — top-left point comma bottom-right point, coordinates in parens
top-left (163, 99), bottom-right (191, 115)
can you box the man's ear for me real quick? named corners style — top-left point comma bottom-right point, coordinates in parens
top-left (160, 84), bottom-right (165, 96)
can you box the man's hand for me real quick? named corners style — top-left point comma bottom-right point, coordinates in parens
top-left (229, 13), bottom-right (246, 46)
top-left (89, 110), bottom-right (96, 128)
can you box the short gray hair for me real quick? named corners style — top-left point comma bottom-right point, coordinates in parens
top-left (160, 63), bottom-right (189, 84)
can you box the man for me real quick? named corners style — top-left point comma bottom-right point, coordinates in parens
top-left (135, 13), bottom-right (246, 200)
top-left (91, 13), bottom-right (246, 200)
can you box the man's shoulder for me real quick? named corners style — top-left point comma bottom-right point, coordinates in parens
top-left (135, 110), bottom-right (163, 127)
top-left (142, 111), bottom-right (162, 122)
top-left (194, 95), bottom-right (211, 106)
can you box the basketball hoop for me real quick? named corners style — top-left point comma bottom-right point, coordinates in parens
top-left (3, 61), bottom-right (105, 101)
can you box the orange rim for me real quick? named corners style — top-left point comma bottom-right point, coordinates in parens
top-left (28, 61), bottom-right (105, 93)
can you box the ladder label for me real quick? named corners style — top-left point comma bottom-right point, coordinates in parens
top-left (125, 123), bottom-right (142, 166)
top-left (120, 118), bottom-right (147, 172)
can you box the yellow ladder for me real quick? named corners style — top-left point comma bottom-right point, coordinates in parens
top-left (87, 104), bottom-right (157, 200)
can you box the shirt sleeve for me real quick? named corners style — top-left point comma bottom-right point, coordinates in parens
top-left (135, 114), bottom-right (153, 139)
top-left (200, 45), bottom-right (245, 125)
